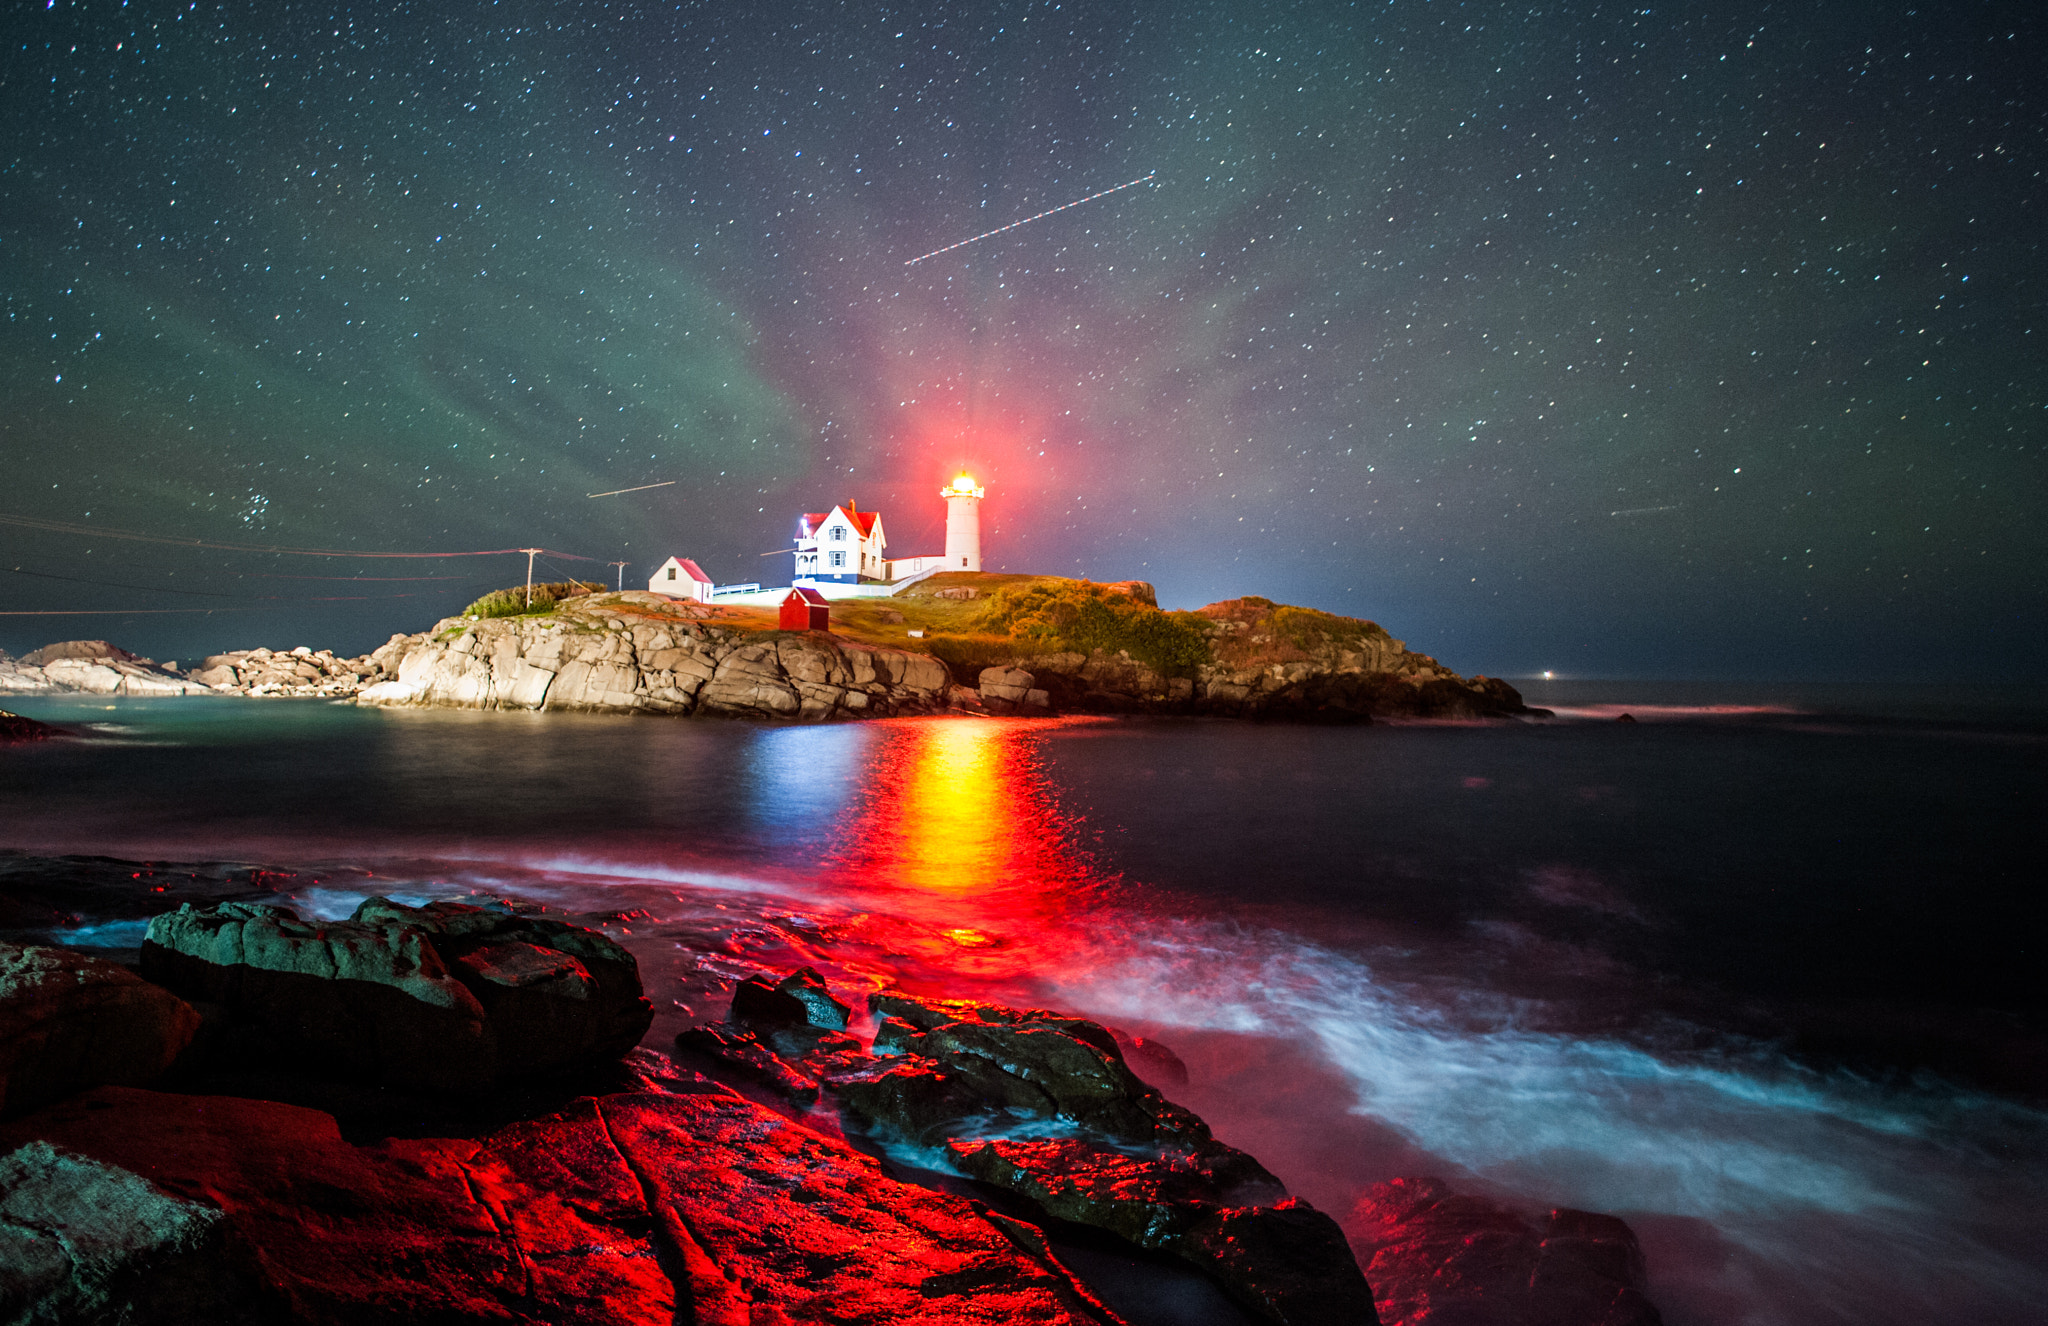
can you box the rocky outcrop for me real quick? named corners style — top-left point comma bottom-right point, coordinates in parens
top-left (184, 641), bottom-right (396, 697)
top-left (139, 898), bottom-right (652, 1093)
top-left (676, 971), bottom-right (1378, 1326)
top-left (5, 584), bottom-right (1530, 721)
top-left (356, 592), bottom-right (955, 720)
top-left (0, 642), bottom-right (214, 696)
top-left (973, 597), bottom-right (1527, 722)
top-left (0, 708), bottom-right (63, 743)
top-left (1352, 1177), bottom-right (1662, 1326)
top-left (0, 1082), bottom-right (1126, 1326)
top-left (0, 944), bottom-right (200, 1116)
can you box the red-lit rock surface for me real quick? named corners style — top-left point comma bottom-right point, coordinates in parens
top-left (0, 1082), bottom-right (1124, 1325)
top-left (1351, 1177), bottom-right (1662, 1326)
top-left (678, 974), bottom-right (1380, 1326)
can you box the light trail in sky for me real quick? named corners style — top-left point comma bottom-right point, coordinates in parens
top-left (586, 481), bottom-right (676, 498)
top-left (905, 173), bottom-right (1158, 265)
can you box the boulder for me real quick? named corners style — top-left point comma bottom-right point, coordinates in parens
top-left (0, 1087), bottom-right (675, 1325)
top-left (139, 897), bottom-right (651, 1092)
top-left (0, 1139), bottom-right (238, 1325)
top-left (702, 973), bottom-right (1378, 1326)
top-left (980, 665), bottom-right (1038, 706)
top-left (0, 943), bottom-right (200, 1116)
top-left (847, 991), bottom-right (1214, 1146)
top-left (730, 964), bottom-right (851, 1033)
top-left (16, 641), bottom-right (135, 666)
top-left (1351, 1176), bottom-right (1662, 1326)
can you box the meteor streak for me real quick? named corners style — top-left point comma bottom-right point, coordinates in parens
top-left (586, 481), bottom-right (677, 499)
top-left (905, 173), bottom-right (1158, 265)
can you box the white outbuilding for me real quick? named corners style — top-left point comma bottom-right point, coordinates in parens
top-left (648, 556), bottom-right (713, 602)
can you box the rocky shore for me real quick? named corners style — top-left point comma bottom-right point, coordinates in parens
top-left (0, 859), bottom-right (1663, 1325)
top-left (1, 583), bottom-right (1534, 723)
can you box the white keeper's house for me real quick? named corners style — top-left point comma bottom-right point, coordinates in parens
top-left (648, 472), bottom-right (987, 607)
top-left (795, 502), bottom-right (888, 586)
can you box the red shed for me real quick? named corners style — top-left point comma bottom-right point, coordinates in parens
top-left (779, 587), bottom-right (831, 632)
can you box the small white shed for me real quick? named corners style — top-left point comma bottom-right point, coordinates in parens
top-left (649, 556), bottom-right (713, 602)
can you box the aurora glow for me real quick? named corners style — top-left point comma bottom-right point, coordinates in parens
top-left (3, 1), bottom-right (2041, 677)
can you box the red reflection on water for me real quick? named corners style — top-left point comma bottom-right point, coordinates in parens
top-left (828, 718), bottom-right (1099, 979)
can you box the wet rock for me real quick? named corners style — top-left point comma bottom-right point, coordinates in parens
top-left (744, 975), bottom-right (1377, 1326)
top-left (851, 991), bottom-right (1212, 1146)
top-left (1111, 1030), bottom-right (1192, 1088)
top-left (0, 1086), bottom-right (677, 1325)
top-left (600, 1088), bottom-right (1121, 1323)
top-left (1351, 1176), bottom-right (1661, 1326)
top-left (948, 1135), bottom-right (1285, 1245)
top-left (0, 1084), bottom-right (1120, 1326)
top-left (730, 964), bottom-right (851, 1035)
top-left (0, 943), bottom-right (200, 1116)
top-left (672, 1023), bottom-right (822, 1104)
top-left (0, 1138), bottom-right (239, 1326)
top-left (139, 897), bottom-right (651, 1092)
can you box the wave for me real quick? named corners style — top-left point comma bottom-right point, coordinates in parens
top-left (1038, 912), bottom-right (2048, 1325)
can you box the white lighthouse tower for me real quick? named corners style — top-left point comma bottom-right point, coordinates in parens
top-left (941, 472), bottom-right (984, 571)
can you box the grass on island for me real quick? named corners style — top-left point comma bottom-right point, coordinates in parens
top-left (463, 581), bottom-right (607, 619)
top-left (453, 573), bottom-right (1397, 678)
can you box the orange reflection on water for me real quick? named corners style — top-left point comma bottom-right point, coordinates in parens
top-left (832, 718), bottom-right (1096, 971)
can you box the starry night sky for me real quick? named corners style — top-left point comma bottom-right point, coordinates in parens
top-left (3, 0), bottom-right (2042, 678)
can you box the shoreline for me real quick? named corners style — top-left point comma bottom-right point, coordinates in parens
top-left (2, 586), bottom-right (1537, 725)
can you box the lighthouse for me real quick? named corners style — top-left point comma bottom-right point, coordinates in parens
top-left (942, 472), bottom-right (984, 571)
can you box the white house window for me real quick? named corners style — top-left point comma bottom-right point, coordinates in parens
top-left (830, 551), bottom-right (845, 568)
top-left (830, 526), bottom-right (847, 541)
top-left (666, 567), bottom-right (677, 581)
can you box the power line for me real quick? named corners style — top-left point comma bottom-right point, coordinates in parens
top-left (0, 512), bottom-right (593, 561)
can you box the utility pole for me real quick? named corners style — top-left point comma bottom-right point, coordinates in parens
top-left (610, 561), bottom-right (629, 591)
top-left (518, 548), bottom-right (544, 608)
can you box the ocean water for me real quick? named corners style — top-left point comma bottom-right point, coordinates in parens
top-left (3, 682), bottom-right (2045, 1326)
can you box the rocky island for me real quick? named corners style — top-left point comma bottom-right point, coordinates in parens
top-left (1, 574), bottom-right (1533, 724)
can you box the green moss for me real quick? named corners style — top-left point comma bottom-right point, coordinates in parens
top-left (972, 581), bottom-right (1211, 676)
top-left (1269, 604), bottom-right (1385, 652)
top-left (463, 581), bottom-right (604, 619)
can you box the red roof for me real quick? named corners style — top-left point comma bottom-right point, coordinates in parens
top-left (784, 587), bottom-right (830, 606)
top-left (804, 506), bottom-right (880, 538)
top-left (671, 557), bottom-right (711, 583)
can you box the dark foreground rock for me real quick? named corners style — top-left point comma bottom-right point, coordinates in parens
top-left (140, 897), bottom-right (652, 1092)
top-left (0, 1081), bottom-right (1125, 1326)
top-left (0, 943), bottom-right (200, 1117)
top-left (0, 708), bottom-right (63, 743)
top-left (0, 1137), bottom-right (237, 1326)
top-left (677, 974), bottom-right (1379, 1326)
top-left (1352, 1177), bottom-right (1662, 1326)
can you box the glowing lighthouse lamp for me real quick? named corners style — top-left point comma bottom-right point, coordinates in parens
top-left (942, 473), bottom-right (984, 571)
